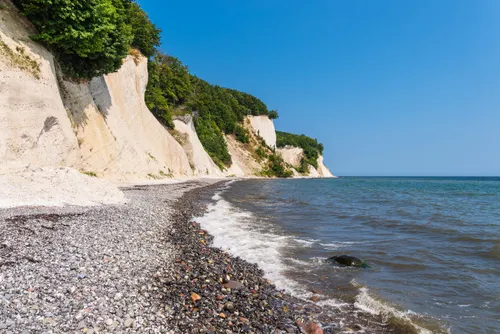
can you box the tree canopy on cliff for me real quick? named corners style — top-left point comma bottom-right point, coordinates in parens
top-left (16, 0), bottom-right (298, 175)
top-left (145, 52), bottom-right (277, 167)
top-left (276, 131), bottom-right (324, 170)
top-left (16, 0), bottom-right (160, 79)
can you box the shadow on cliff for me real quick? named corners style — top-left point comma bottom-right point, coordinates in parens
top-left (89, 76), bottom-right (113, 118)
top-left (55, 68), bottom-right (113, 129)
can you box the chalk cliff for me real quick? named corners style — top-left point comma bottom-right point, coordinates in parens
top-left (61, 55), bottom-right (193, 181)
top-left (172, 116), bottom-right (223, 177)
top-left (247, 115), bottom-right (276, 148)
top-left (316, 155), bottom-right (335, 178)
top-left (0, 5), bottom-right (79, 173)
top-left (0, 2), bottom-right (193, 181)
top-left (277, 146), bottom-right (304, 168)
top-left (0, 2), bottom-right (334, 183)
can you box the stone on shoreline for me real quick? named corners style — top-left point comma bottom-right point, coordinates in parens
top-left (326, 255), bottom-right (366, 267)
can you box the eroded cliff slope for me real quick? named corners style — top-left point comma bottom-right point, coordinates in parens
top-left (0, 1), bottom-right (334, 182)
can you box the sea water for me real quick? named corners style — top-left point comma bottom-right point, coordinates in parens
top-left (196, 177), bottom-right (500, 333)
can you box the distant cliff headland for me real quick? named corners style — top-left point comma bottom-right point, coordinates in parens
top-left (0, 0), bottom-right (334, 181)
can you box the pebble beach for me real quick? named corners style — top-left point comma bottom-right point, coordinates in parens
top-left (0, 180), bottom-right (403, 333)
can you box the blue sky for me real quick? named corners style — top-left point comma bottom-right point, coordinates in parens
top-left (138, 0), bottom-right (499, 176)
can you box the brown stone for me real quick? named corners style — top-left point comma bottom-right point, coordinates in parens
top-left (190, 292), bottom-right (201, 302)
top-left (223, 280), bottom-right (244, 289)
top-left (311, 295), bottom-right (320, 302)
top-left (219, 312), bottom-right (226, 318)
top-left (304, 322), bottom-right (323, 334)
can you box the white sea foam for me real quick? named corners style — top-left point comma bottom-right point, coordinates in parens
top-left (354, 286), bottom-right (437, 334)
top-left (196, 188), bottom-right (344, 304)
top-left (196, 185), bottom-right (440, 333)
top-left (293, 238), bottom-right (319, 247)
top-left (196, 190), bottom-right (301, 293)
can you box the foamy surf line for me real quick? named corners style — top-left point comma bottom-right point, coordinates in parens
top-left (197, 184), bottom-right (348, 307)
top-left (195, 181), bottom-right (447, 334)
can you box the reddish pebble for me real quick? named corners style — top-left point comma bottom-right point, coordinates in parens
top-left (311, 295), bottom-right (320, 302)
top-left (190, 292), bottom-right (201, 302)
top-left (304, 322), bottom-right (323, 334)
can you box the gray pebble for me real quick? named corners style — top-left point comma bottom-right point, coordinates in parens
top-left (124, 318), bottom-right (134, 328)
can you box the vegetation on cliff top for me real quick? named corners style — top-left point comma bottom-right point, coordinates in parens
top-left (145, 53), bottom-right (278, 167)
top-left (14, 0), bottom-right (323, 177)
top-left (276, 131), bottom-right (324, 171)
top-left (15, 0), bottom-right (160, 79)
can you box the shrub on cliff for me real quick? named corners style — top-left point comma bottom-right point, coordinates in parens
top-left (194, 116), bottom-right (232, 168)
top-left (17, 0), bottom-right (133, 78)
top-left (122, 0), bottom-right (161, 58)
top-left (16, 0), bottom-right (160, 79)
top-left (276, 131), bottom-right (324, 169)
top-left (234, 124), bottom-right (249, 143)
top-left (262, 154), bottom-right (292, 178)
top-left (145, 53), bottom-right (192, 128)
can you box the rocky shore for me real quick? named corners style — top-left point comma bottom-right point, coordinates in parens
top-left (1, 180), bottom-right (408, 333)
top-left (164, 182), bottom-right (411, 334)
top-left (0, 180), bottom-right (209, 333)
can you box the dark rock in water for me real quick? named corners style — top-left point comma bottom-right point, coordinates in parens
top-left (327, 255), bottom-right (367, 267)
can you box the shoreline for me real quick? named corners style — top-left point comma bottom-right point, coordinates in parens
top-left (1, 179), bottom-right (412, 333)
top-left (166, 180), bottom-right (416, 333)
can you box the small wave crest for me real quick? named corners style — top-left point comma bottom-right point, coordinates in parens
top-left (353, 283), bottom-right (448, 334)
top-left (195, 188), bottom-right (353, 311)
top-left (197, 190), bottom-right (318, 299)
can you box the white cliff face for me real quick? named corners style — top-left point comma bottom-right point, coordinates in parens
top-left (277, 146), bottom-right (304, 168)
top-left (307, 164), bottom-right (321, 177)
top-left (0, 5), bottom-right (79, 173)
top-left (0, 2), bottom-right (334, 185)
top-left (173, 116), bottom-right (224, 177)
top-left (246, 115), bottom-right (276, 148)
top-left (316, 155), bottom-right (336, 178)
top-left (0, 3), bottom-right (193, 181)
top-left (277, 145), bottom-right (335, 178)
top-left (224, 135), bottom-right (261, 177)
top-left (63, 55), bottom-right (193, 181)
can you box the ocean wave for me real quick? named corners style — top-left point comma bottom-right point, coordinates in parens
top-left (292, 237), bottom-right (319, 247)
top-left (197, 190), bottom-right (308, 296)
top-left (196, 189), bottom-right (349, 309)
top-left (354, 286), bottom-right (447, 334)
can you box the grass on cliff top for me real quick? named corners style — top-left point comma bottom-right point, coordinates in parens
top-left (0, 38), bottom-right (40, 79)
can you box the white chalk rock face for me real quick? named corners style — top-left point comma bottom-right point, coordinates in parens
top-left (0, 4), bottom-right (192, 181)
top-left (64, 55), bottom-right (193, 181)
top-left (0, 6), bottom-right (79, 173)
top-left (0, 167), bottom-right (125, 208)
top-left (307, 164), bottom-right (321, 178)
top-left (224, 135), bottom-right (261, 177)
top-left (173, 116), bottom-right (223, 176)
top-left (246, 116), bottom-right (276, 148)
top-left (277, 146), bottom-right (304, 168)
top-left (316, 155), bottom-right (336, 178)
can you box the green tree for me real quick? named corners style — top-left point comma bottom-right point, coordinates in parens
top-left (122, 0), bottom-right (161, 58)
top-left (276, 131), bottom-right (324, 169)
top-left (194, 116), bottom-right (231, 168)
top-left (145, 53), bottom-right (193, 127)
top-left (18, 0), bottom-right (133, 79)
top-left (262, 154), bottom-right (292, 178)
top-left (268, 109), bottom-right (279, 119)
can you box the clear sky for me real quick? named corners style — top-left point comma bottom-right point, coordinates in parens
top-left (137, 0), bottom-right (499, 176)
